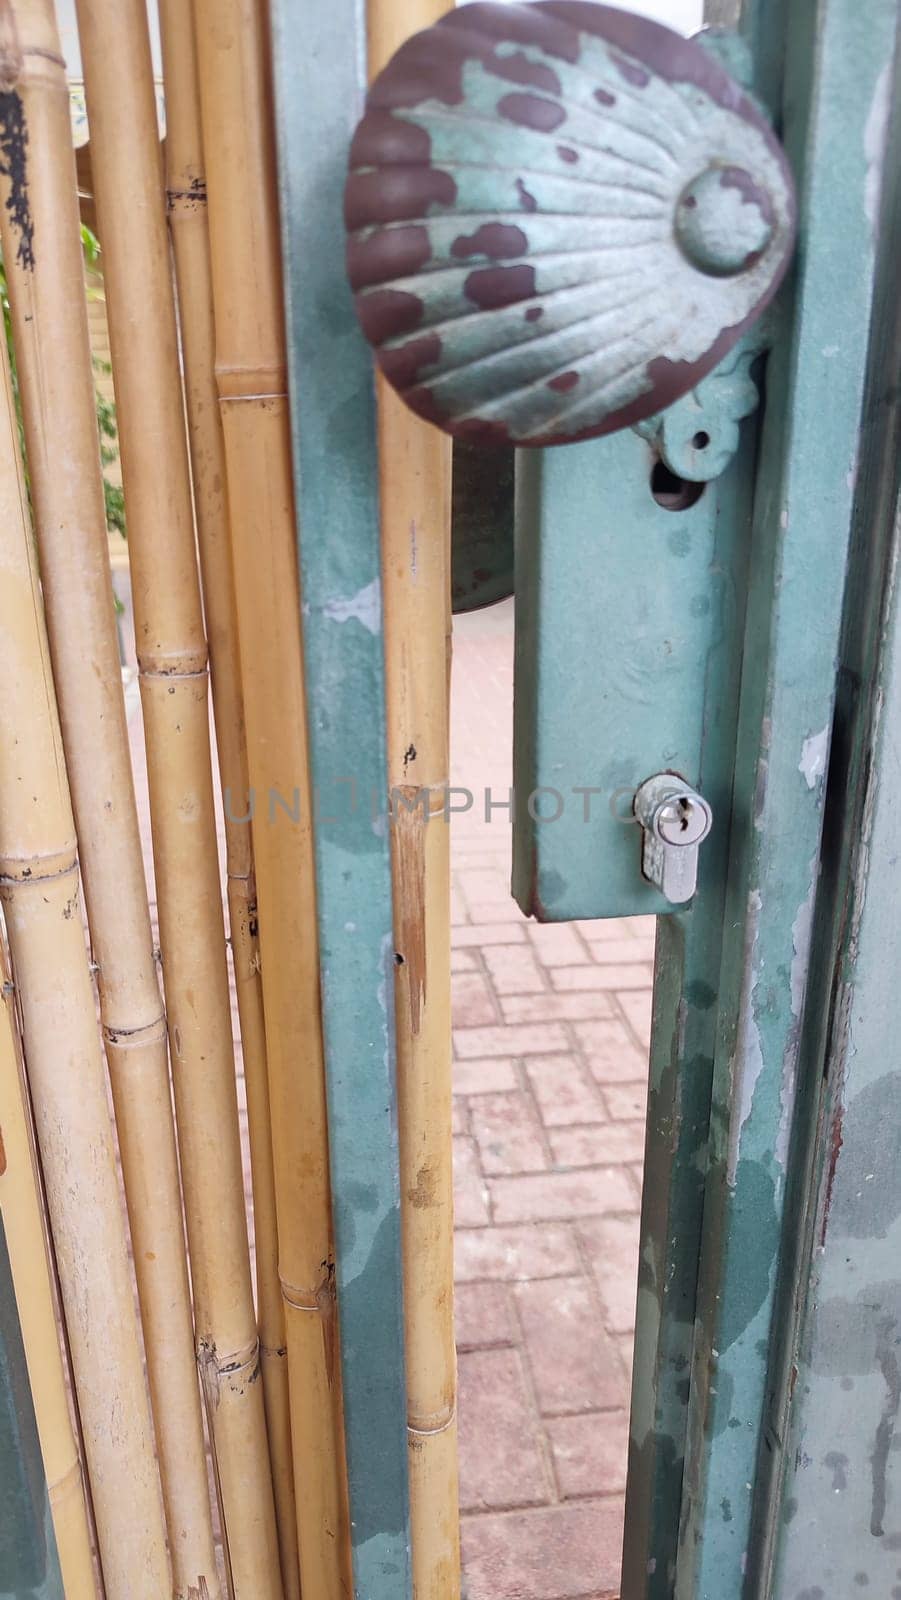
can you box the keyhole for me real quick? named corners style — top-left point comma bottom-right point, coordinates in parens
top-left (650, 460), bottom-right (705, 512)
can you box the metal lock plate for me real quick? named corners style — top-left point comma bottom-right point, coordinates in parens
top-left (344, 2), bottom-right (795, 921)
top-left (634, 773), bottom-right (713, 904)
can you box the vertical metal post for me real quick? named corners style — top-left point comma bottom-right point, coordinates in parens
top-left (675, 2), bottom-right (901, 1594)
top-left (269, 3), bottom-right (412, 1594)
top-left (0, 1219), bottom-right (64, 1600)
top-left (755, 27), bottom-right (901, 1595)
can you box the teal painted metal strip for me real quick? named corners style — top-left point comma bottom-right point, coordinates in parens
top-left (619, 438), bottom-right (757, 1598)
top-left (512, 421), bottom-right (754, 921)
top-left (760, 35), bottom-right (901, 1595)
top-left (0, 1219), bottom-right (63, 1600)
top-left (269, 5), bottom-right (412, 1593)
top-left (677, 2), bottom-right (901, 1593)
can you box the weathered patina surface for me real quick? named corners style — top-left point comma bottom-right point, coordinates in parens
top-left (759, 16), bottom-right (901, 1592)
top-left (677, 3), bottom-right (901, 1596)
top-left (270, 2), bottom-right (412, 1593)
top-left (345, 1), bottom-right (796, 447)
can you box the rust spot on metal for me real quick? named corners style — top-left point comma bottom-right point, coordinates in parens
top-left (821, 1100), bottom-right (845, 1245)
top-left (463, 262), bottom-right (536, 309)
top-left (443, 4), bottom-right (582, 67)
top-left (349, 107), bottom-right (432, 168)
top-left (483, 49), bottom-right (562, 96)
top-left (548, 1), bottom-right (769, 113)
top-left (357, 287), bottom-right (425, 344)
top-left (345, 165), bottom-right (456, 229)
top-left (392, 792), bottom-right (428, 1036)
top-left (379, 332), bottom-right (442, 391)
top-left (362, 4), bottom-right (578, 120)
top-left (451, 221), bottom-right (528, 260)
top-left (609, 49), bottom-right (650, 87)
top-left (403, 384), bottom-right (452, 429)
top-left (498, 90), bottom-right (566, 134)
top-left (347, 222), bottom-right (432, 292)
top-left (720, 163), bottom-right (777, 227)
top-left (548, 369), bottom-right (580, 392)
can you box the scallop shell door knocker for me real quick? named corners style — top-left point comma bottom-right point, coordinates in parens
top-left (345, 1), bottom-right (796, 448)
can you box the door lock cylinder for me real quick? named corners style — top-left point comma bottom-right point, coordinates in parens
top-left (634, 775), bottom-right (713, 905)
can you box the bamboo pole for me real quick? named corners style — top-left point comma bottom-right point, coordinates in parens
top-left (0, 940), bottom-right (97, 1599)
top-left (191, 5), bottom-right (351, 1595)
top-left (157, 3), bottom-right (298, 1592)
top-left (72, 2), bottom-right (282, 1592)
top-left (0, 5), bottom-right (220, 1593)
top-left (365, 5), bottom-right (460, 1593)
top-left (0, 308), bottom-right (169, 1598)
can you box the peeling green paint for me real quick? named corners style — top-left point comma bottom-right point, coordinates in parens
top-left (679, 3), bottom-right (901, 1596)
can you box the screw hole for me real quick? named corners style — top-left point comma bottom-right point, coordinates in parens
top-left (692, 431), bottom-right (710, 450)
top-left (650, 460), bottom-right (705, 513)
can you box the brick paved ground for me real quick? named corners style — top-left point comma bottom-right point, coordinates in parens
top-left (124, 591), bottom-right (651, 1598)
top-left (450, 601), bottom-right (651, 1600)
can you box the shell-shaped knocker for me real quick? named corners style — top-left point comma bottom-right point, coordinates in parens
top-left (345, 2), bottom-right (796, 448)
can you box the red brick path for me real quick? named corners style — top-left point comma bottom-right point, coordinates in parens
top-left (125, 594), bottom-right (651, 1598)
top-left (450, 602), bottom-right (650, 1600)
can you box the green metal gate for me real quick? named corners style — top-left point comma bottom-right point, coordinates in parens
top-left (3, 1), bottom-right (901, 1595)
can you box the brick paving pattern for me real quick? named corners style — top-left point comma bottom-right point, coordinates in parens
top-left (125, 593), bottom-right (650, 1599)
top-left (450, 602), bottom-right (650, 1600)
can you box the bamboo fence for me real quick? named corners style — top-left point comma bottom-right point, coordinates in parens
top-left (0, 3), bottom-right (219, 1592)
top-left (0, 294), bottom-right (170, 1596)
top-left (156, 5), bottom-right (298, 1592)
top-left (365, 5), bottom-right (461, 1593)
top-left (72, 0), bottom-right (281, 1590)
top-left (191, 5), bottom-right (352, 1596)
top-left (0, 2), bottom-right (468, 1592)
top-left (0, 939), bottom-right (96, 1599)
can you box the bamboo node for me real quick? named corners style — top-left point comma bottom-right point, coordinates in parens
top-left (167, 176), bottom-right (208, 212)
top-left (278, 1266), bottom-right (336, 1314)
top-left (407, 1406), bottom-right (457, 1439)
top-left (215, 362), bottom-right (288, 402)
top-left (0, 2), bottom-right (23, 91)
top-left (198, 1335), bottom-right (262, 1409)
top-left (103, 1012), bottom-right (167, 1049)
top-left (21, 44), bottom-right (65, 69)
top-left (138, 660), bottom-right (209, 681)
top-left (0, 850), bottom-right (77, 887)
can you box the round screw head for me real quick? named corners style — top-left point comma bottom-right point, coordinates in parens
top-left (654, 793), bottom-right (713, 848)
